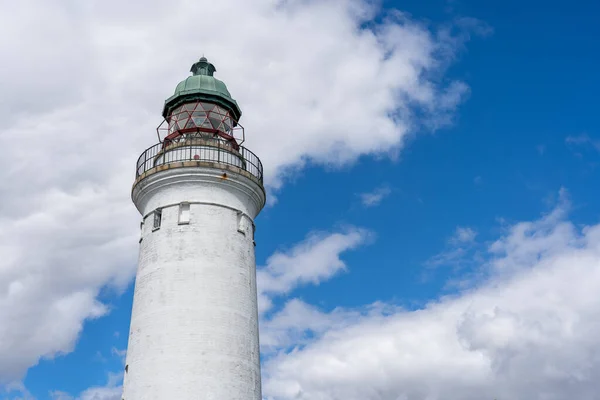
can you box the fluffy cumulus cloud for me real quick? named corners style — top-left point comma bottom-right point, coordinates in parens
top-left (0, 0), bottom-right (477, 386)
top-left (261, 193), bottom-right (600, 400)
top-left (257, 228), bottom-right (371, 314)
top-left (50, 373), bottom-right (122, 400)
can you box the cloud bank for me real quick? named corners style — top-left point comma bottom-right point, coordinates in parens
top-left (261, 193), bottom-right (600, 400)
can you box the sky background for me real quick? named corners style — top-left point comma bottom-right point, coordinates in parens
top-left (1, 0), bottom-right (600, 399)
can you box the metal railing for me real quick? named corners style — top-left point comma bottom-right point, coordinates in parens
top-left (135, 138), bottom-right (263, 183)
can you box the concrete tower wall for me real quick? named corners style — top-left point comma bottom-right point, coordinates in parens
top-left (122, 166), bottom-right (265, 400)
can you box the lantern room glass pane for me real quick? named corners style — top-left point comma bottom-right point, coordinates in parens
top-left (169, 115), bottom-right (178, 131)
top-left (208, 116), bottom-right (222, 129)
top-left (192, 116), bottom-right (206, 126)
top-left (200, 102), bottom-right (214, 111)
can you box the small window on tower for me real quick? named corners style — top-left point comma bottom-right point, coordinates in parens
top-left (178, 203), bottom-right (190, 225)
top-left (139, 220), bottom-right (145, 243)
top-left (237, 212), bottom-right (246, 235)
top-left (153, 209), bottom-right (162, 230)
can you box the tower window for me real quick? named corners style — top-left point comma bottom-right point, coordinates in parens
top-left (237, 212), bottom-right (246, 235)
top-left (178, 203), bottom-right (190, 225)
top-left (153, 209), bottom-right (162, 230)
top-left (139, 220), bottom-right (144, 243)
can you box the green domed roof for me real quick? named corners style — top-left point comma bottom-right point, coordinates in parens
top-left (173, 74), bottom-right (232, 99)
top-left (162, 57), bottom-right (242, 120)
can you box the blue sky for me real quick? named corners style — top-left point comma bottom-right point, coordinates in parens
top-left (2, 0), bottom-right (600, 399)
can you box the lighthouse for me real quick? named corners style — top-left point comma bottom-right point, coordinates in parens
top-left (122, 57), bottom-right (266, 399)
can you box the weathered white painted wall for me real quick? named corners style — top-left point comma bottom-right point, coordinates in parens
top-left (122, 166), bottom-right (265, 400)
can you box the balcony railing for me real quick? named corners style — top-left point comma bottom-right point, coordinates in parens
top-left (135, 138), bottom-right (263, 184)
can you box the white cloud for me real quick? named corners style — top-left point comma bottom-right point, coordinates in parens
top-left (50, 373), bottom-right (122, 400)
top-left (261, 193), bottom-right (600, 400)
top-left (1, 382), bottom-right (35, 400)
top-left (76, 388), bottom-right (121, 400)
top-left (257, 228), bottom-right (371, 314)
top-left (450, 226), bottom-right (478, 244)
top-left (359, 186), bottom-right (392, 207)
top-left (50, 389), bottom-right (121, 400)
top-left (424, 246), bottom-right (469, 269)
top-left (0, 178), bottom-right (138, 383)
top-left (423, 226), bottom-right (479, 271)
top-left (110, 348), bottom-right (127, 365)
top-left (260, 299), bottom-right (400, 356)
top-left (0, 0), bottom-right (479, 387)
top-left (565, 133), bottom-right (600, 151)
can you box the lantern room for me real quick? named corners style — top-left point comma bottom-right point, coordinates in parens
top-left (159, 57), bottom-right (244, 149)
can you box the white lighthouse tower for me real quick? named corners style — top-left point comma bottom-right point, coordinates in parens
top-left (122, 57), bottom-right (266, 399)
